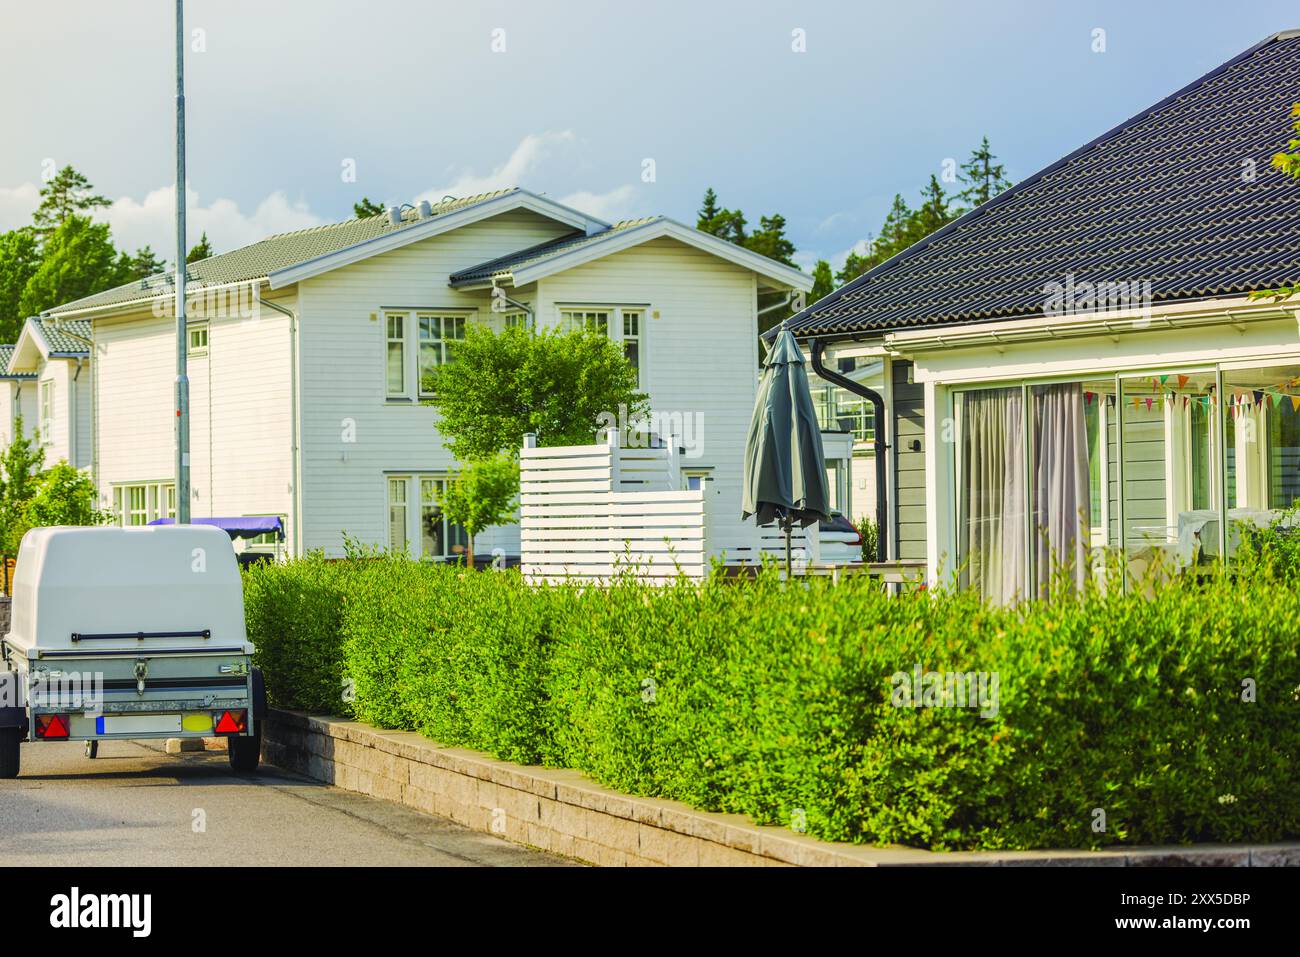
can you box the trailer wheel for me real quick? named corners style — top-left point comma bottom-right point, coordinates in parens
top-left (228, 728), bottom-right (261, 773)
top-left (0, 727), bottom-right (20, 779)
top-left (85, 740), bottom-right (98, 759)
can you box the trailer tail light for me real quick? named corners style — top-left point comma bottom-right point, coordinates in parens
top-left (213, 709), bottom-right (247, 735)
top-left (35, 714), bottom-right (70, 739)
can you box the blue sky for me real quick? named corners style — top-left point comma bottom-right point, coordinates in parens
top-left (1, 0), bottom-right (1296, 270)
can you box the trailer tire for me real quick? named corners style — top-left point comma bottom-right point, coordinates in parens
top-left (0, 727), bottom-right (20, 779)
top-left (228, 727), bottom-right (261, 773)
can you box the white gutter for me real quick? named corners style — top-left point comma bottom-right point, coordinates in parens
top-left (883, 298), bottom-right (1298, 354)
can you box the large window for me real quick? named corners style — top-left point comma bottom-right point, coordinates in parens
top-left (953, 364), bottom-right (1300, 601)
top-left (112, 482), bottom-right (175, 527)
top-left (385, 310), bottom-right (470, 400)
top-left (386, 475), bottom-right (469, 561)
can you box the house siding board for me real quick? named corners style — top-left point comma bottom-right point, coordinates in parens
top-left (94, 301), bottom-right (295, 536)
top-left (892, 360), bottom-right (927, 561)
top-left (297, 210), bottom-right (574, 556)
top-left (533, 236), bottom-right (761, 561)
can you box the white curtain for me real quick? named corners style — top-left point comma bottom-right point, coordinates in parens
top-left (959, 388), bottom-right (1025, 605)
top-left (1032, 383), bottom-right (1091, 595)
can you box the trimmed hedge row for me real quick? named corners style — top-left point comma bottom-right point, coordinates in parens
top-left (243, 556), bottom-right (1299, 851)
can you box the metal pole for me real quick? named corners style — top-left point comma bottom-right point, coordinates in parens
top-left (174, 0), bottom-right (190, 523)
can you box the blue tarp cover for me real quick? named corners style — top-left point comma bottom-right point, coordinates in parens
top-left (147, 516), bottom-right (284, 541)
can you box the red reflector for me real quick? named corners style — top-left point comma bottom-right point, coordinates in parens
top-left (36, 714), bottom-right (70, 739)
top-left (214, 710), bottom-right (246, 734)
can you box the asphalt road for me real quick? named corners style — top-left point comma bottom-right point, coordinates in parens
top-left (0, 740), bottom-right (571, 867)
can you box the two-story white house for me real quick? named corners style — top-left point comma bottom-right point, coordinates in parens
top-left (42, 188), bottom-right (810, 560)
top-left (1, 318), bottom-right (93, 469)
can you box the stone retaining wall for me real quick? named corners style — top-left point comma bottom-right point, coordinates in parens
top-left (263, 709), bottom-right (1299, 867)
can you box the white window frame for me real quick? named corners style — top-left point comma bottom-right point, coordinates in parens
top-left (112, 481), bottom-right (176, 527)
top-left (383, 309), bottom-right (474, 402)
top-left (682, 467), bottom-right (712, 492)
top-left (39, 379), bottom-right (53, 443)
top-left (416, 313), bottom-right (467, 399)
top-left (385, 313), bottom-right (407, 399)
top-left (187, 322), bottom-right (209, 356)
top-left (387, 477), bottom-right (409, 552)
top-left (385, 473), bottom-right (470, 561)
top-left (559, 304), bottom-right (646, 384)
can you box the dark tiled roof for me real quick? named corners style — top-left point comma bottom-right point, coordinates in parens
top-left (0, 345), bottom-right (34, 379)
top-left (35, 318), bottom-right (91, 355)
top-left (46, 190), bottom-right (524, 315)
top-left (449, 217), bottom-right (663, 286)
top-left (787, 30), bottom-right (1300, 340)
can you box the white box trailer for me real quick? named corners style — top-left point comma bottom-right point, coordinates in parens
top-left (0, 525), bottom-right (264, 776)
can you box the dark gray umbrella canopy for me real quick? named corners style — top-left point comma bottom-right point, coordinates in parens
top-left (742, 328), bottom-right (832, 530)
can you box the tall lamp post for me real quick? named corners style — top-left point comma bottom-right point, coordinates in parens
top-left (173, 0), bottom-right (190, 523)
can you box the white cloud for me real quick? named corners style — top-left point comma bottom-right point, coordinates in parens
top-left (418, 131), bottom-right (578, 202)
top-left (0, 183), bottom-right (39, 232)
top-left (104, 186), bottom-right (323, 257)
top-left (556, 186), bottom-right (637, 222)
top-left (0, 179), bottom-right (324, 259)
top-left (417, 130), bottom-right (643, 223)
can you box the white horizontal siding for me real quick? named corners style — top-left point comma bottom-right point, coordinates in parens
top-left (297, 209), bottom-right (574, 556)
top-left (94, 301), bottom-right (294, 537)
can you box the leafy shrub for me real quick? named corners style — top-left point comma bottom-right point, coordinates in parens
top-left (245, 557), bottom-right (1299, 851)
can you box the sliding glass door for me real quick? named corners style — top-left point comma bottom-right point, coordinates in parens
top-left (955, 387), bottom-right (1027, 604)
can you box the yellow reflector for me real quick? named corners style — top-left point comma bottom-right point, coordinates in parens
top-left (182, 713), bottom-right (214, 733)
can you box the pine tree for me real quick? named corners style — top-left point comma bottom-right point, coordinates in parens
top-left (810, 260), bottom-right (834, 301)
top-left (912, 175), bottom-right (954, 240)
top-left (32, 166), bottom-right (111, 243)
top-left (186, 232), bottom-right (214, 263)
top-left (957, 136), bottom-right (1013, 208)
top-left (354, 197), bottom-right (386, 218)
top-left (117, 245), bottom-right (166, 280)
top-left (744, 214), bottom-right (796, 266)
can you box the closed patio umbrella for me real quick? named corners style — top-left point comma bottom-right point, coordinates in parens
top-left (742, 326), bottom-right (832, 574)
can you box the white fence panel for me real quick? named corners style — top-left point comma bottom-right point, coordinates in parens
top-left (521, 432), bottom-right (705, 585)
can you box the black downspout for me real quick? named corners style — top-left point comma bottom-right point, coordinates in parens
top-left (810, 339), bottom-right (889, 563)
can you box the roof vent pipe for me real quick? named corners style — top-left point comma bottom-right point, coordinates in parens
top-left (416, 200), bottom-right (433, 219)
top-left (385, 206), bottom-right (401, 226)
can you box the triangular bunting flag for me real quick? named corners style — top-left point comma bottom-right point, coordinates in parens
top-left (1177, 375), bottom-right (1189, 389)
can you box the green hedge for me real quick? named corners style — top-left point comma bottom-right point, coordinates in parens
top-left (243, 557), bottom-right (1299, 851)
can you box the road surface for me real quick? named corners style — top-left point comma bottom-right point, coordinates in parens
top-left (0, 740), bottom-right (571, 866)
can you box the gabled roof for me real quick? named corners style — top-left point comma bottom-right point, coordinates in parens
top-left (45, 189), bottom-right (609, 317)
top-left (8, 318), bottom-right (91, 373)
top-left (0, 345), bottom-right (35, 381)
top-left (786, 30), bottom-right (1300, 341)
top-left (449, 216), bottom-right (813, 291)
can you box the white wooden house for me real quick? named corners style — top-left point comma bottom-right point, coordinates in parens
top-left (1, 318), bottom-right (93, 469)
top-left (42, 188), bottom-right (810, 561)
top-left (783, 30), bottom-right (1300, 601)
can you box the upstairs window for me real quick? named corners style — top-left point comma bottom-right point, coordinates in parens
top-left (417, 314), bottom-right (466, 397)
top-left (39, 380), bottom-right (53, 442)
top-left (385, 314), bottom-right (406, 397)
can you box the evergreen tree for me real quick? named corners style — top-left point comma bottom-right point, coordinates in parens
top-left (695, 187), bottom-right (748, 245)
top-left (186, 231), bottom-right (214, 263)
top-left (957, 136), bottom-right (1013, 208)
top-left (912, 175), bottom-right (954, 239)
top-left (810, 260), bottom-right (834, 301)
top-left (117, 245), bottom-right (166, 281)
top-left (18, 215), bottom-right (128, 317)
top-left (354, 197), bottom-right (386, 218)
top-left (744, 214), bottom-right (796, 266)
top-left (32, 166), bottom-right (111, 243)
